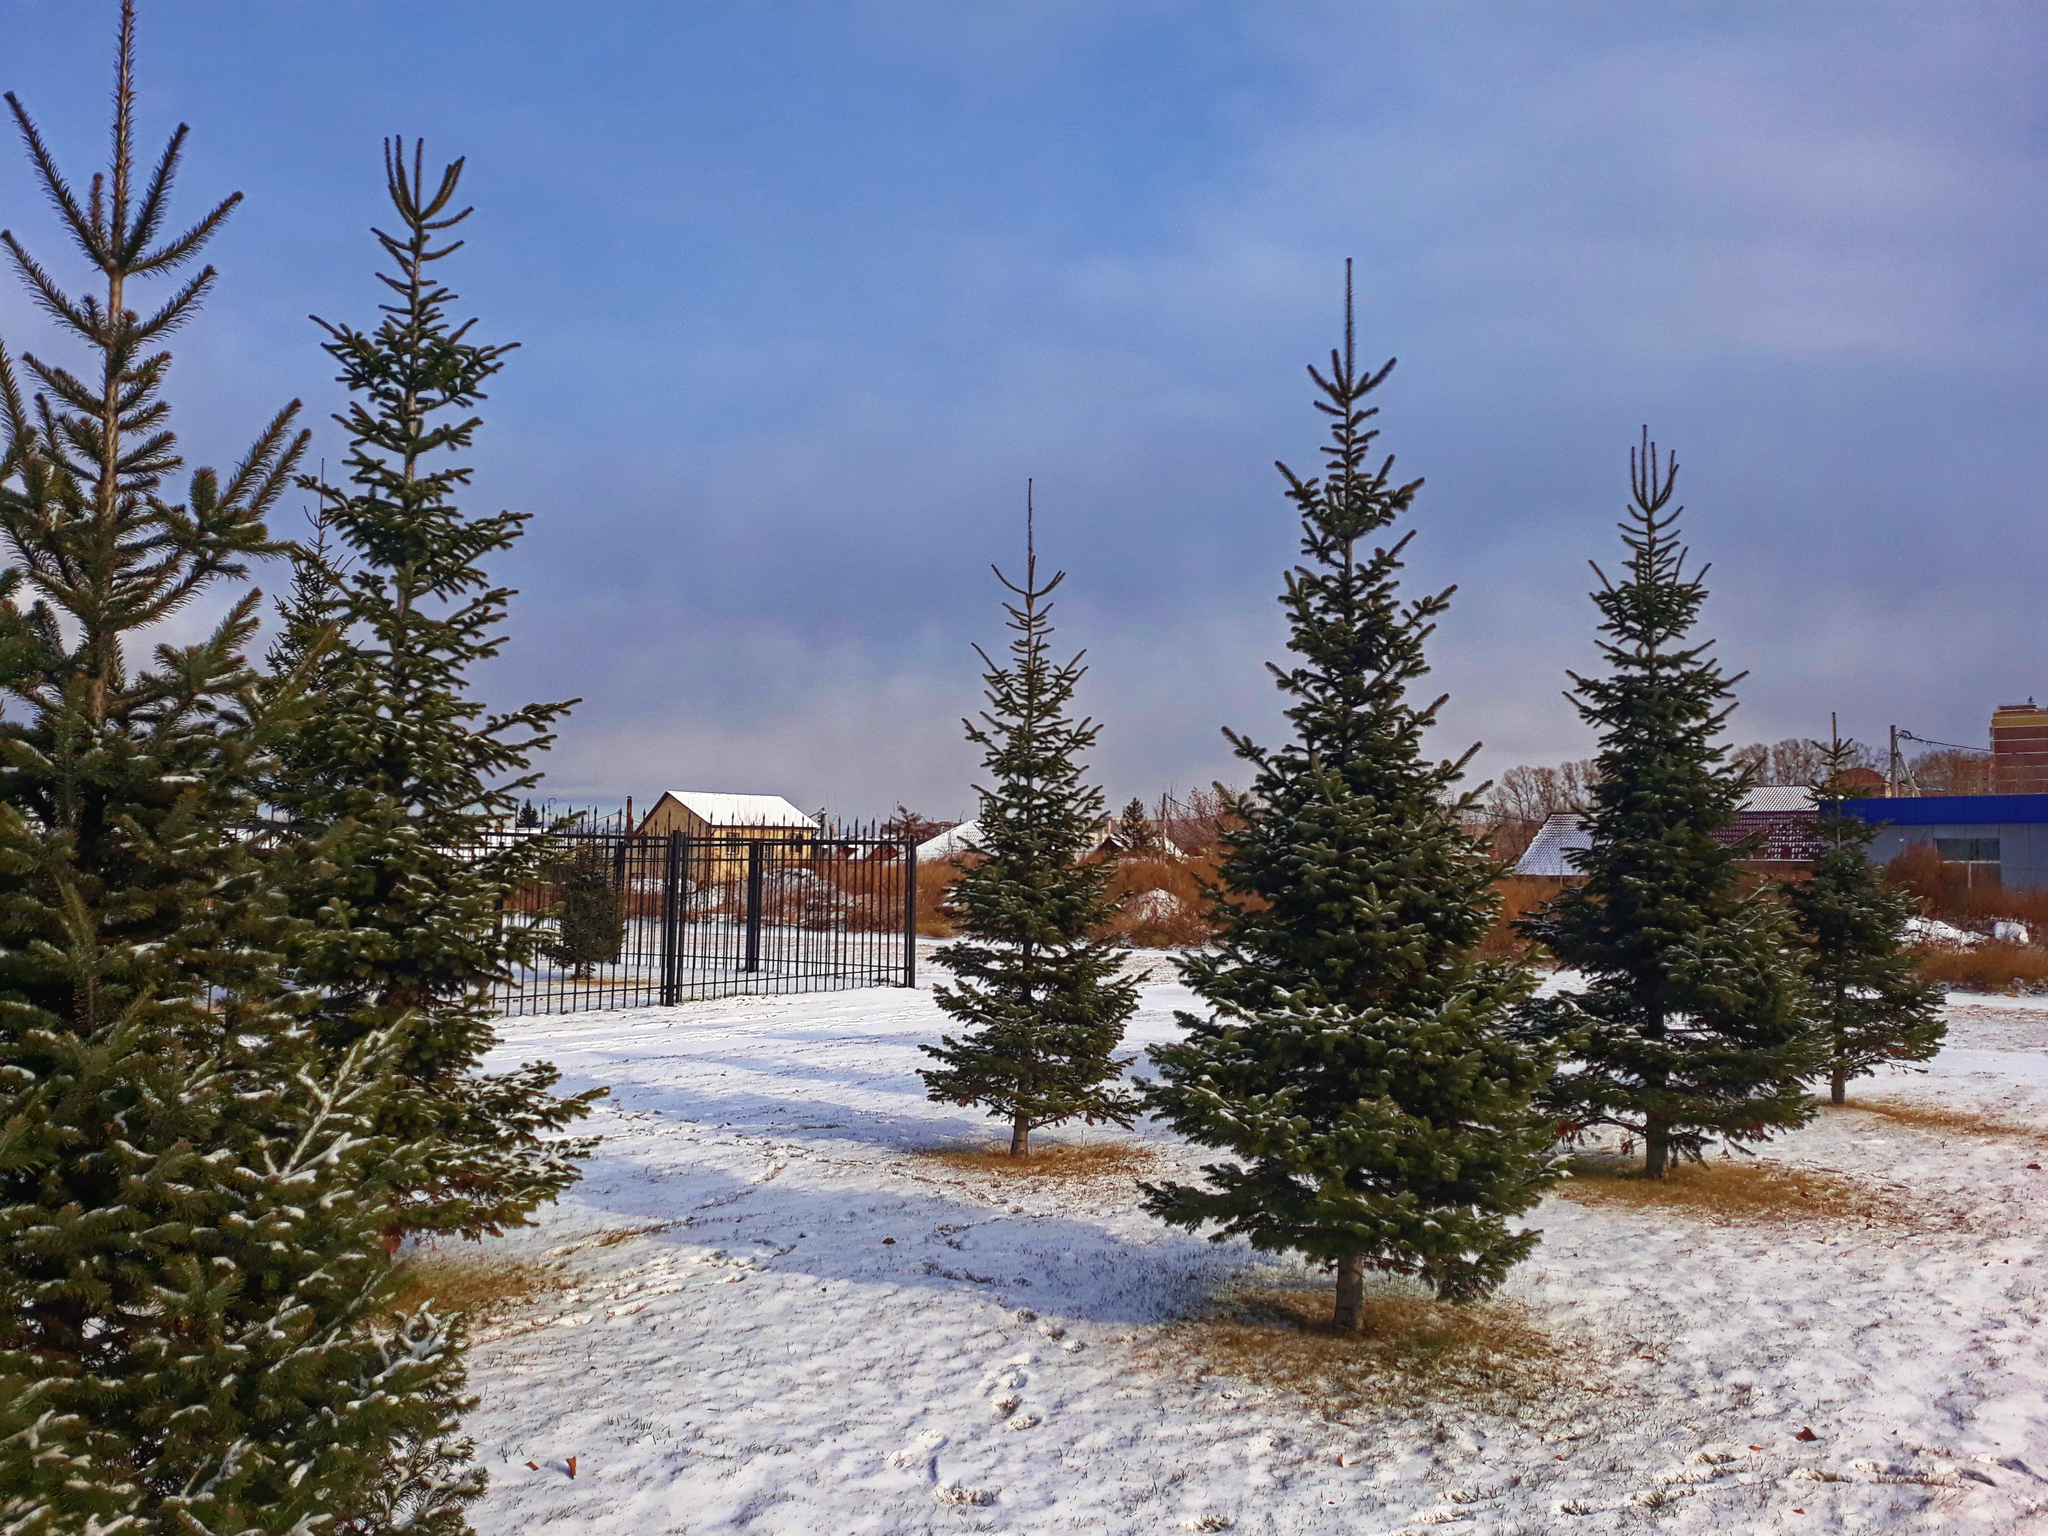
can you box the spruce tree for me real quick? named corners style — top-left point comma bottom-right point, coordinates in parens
top-left (1116, 796), bottom-right (1155, 853)
top-left (1141, 272), bottom-right (1556, 1320)
top-left (1786, 733), bottom-right (1943, 1104)
top-left (267, 140), bottom-right (599, 1238)
top-left (1519, 433), bottom-right (1818, 1176)
top-left (919, 496), bottom-right (1140, 1156)
top-left (547, 847), bottom-right (624, 980)
top-left (0, 9), bottom-right (480, 1530)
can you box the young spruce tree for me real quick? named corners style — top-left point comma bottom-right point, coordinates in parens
top-left (1519, 433), bottom-right (1818, 1176)
top-left (919, 494), bottom-right (1140, 1156)
top-left (1141, 271), bottom-right (1556, 1321)
top-left (268, 141), bottom-right (599, 1238)
top-left (0, 10), bottom-right (480, 1531)
top-left (1786, 733), bottom-right (1943, 1104)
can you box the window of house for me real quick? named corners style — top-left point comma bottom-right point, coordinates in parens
top-left (1935, 837), bottom-right (2001, 864)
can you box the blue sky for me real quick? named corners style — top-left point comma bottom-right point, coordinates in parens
top-left (3, 2), bottom-right (2042, 819)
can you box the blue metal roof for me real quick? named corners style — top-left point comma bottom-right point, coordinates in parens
top-left (1841, 794), bottom-right (2048, 825)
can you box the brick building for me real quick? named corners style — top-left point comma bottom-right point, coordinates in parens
top-left (1990, 701), bottom-right (2048, 793)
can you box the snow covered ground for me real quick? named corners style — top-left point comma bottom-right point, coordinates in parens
top-left (456, 962), bottom-right (2048, 1534)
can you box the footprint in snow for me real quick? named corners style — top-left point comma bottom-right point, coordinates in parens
top-left (884, 1429), bottom-right (948, 1471)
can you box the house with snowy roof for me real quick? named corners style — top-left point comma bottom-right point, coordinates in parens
top-left (635, 791), bottom-right (817, 839)
top-left (916, 819), bottom-right (986, 863)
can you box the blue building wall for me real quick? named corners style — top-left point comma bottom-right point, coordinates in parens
top-left (1841, 795), bottom-right (2048, 890)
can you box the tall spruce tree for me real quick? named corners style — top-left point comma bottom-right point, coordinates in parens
top-left (1519, 433), bottom-right (1818, 1176)
top-left (0, 9), bottom-right (480, 1531)
top-left (919, 494), bottom-right (1140, 1156)
top-left (1141, 271), bottom-right (1556, 1321)
top-left (266, 141), bottom-right (599, 1238)
top-left (1786, 733), bottom-right (1943, 1104)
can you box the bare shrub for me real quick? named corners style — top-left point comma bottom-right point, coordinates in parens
top-left (1884, 841), bottom-right (1949, 914)
top-left (1552, 1151), bottom-right (1902, 1224)
top-left (1159, 783), bottom-right (1242, 864)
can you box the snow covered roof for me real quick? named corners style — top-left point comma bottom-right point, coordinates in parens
top-left (1514, 812), bottom-right (1591, 878)
top-left (1515, 788), bottom-right (1822, 877)
top-left (1740, 785), bottom-right (1817, 813)
top-left (655, 791), bottom-right (817, 830)
top-left (917, 819), bottom-right (984, 862)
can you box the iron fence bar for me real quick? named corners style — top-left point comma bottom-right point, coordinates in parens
top-left (901, 837), bottom-right (917, 986)
top-left (661, 832), bottom-right (682, 1006)
top-left (473, 822), bottom-right (917, 1016)
top-left (743, 840), bottom-right (765, 972)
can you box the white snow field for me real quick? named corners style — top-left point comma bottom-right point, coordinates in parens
top-left (457, 965), bottom-right (2048, 1535)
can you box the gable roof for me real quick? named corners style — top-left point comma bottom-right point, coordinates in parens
top-left (1740, 785), bottom-right (1816, 813)
top-left (917, 819), bottom-right (985, 862)
top-left (1515, 811), bottom-right (1592, 877)
top-left (657, 791), bottom-right (817, 830)
top-left (1514, 786), bottom-right (1824, 877)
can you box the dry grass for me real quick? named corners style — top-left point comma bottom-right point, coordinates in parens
top-left (915, 856), bottom-right (966, 936)
top-left (915, 1139), bottom-right (1159, 1182)
top-left (1101, 853), bottom-right (1221, 949)
top-left (1474, 876), bottom-right (1558, 963)
top-left (1845, 1097), bottom-right (2048, 1145)
top-left (1552, 1150), bottom-right (1903, 1224)
top-left (1888, 840), bottom-right (2048, 929)
top-left (1908, 941), bottom-right (2048, 993)
top-left (389, 1252), bottom-right (565, 1320)
top-left (1148, 1280), bottom-right (1566, 1413)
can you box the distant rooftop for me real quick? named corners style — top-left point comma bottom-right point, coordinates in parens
top-left (1513, 786), bottom-right (1820, 877)
top-left (1515, 811), bottom-right (1592, 878)
top-left (655, 791), bottom-right (817, 829)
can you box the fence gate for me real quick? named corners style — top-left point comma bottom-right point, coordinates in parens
top-left (490, 828), bottom-right (918, 1017)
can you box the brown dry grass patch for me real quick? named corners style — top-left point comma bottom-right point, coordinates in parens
top-left (389, 1253), bottom-right (565, 1320)
top-left (1845, 1097), bottom-right (2047, 1145)
top-left (1909, 941), bottom-right (2048, 994)
top-left (1474, 876), bottom-right (1559, 963)
top-left (1552, 1150), bottom-right (1901, 1224)
top-left (1148, 1281), bottom-right (1566, 1413)
top-left (1100, 854), bottom-right (1221, 949)
top-left (915, 1139), bottom-right (1159, 1182)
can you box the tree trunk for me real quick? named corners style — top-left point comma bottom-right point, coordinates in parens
top-left (1830, 1065), bottom-right (1848, 1106)
top-left (1009, 1112), bottom-right (1030, 1158)
top-left (1643, 1118), bottom-right (1669, 1179)
top-left (1334, 1255), bottom-right (1364, 1332)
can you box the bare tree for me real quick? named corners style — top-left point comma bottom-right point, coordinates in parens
top-left (1731, 737), bottom-right (1878, 788)
top-left (1910, 749), bottom-right (1991, 795)
top-left (1484, 759), bottom-right (1598, 858)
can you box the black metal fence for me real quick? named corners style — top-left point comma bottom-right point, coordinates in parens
top-left (488, 825), bottom-right (918, 1017)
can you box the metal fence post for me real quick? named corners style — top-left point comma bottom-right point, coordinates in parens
top-left (744, 840), bottom-right (765, 973)
top-left (661, 832), bottom-right (682, 1005)
top-left (902, 838), bottom-right (918, 986)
